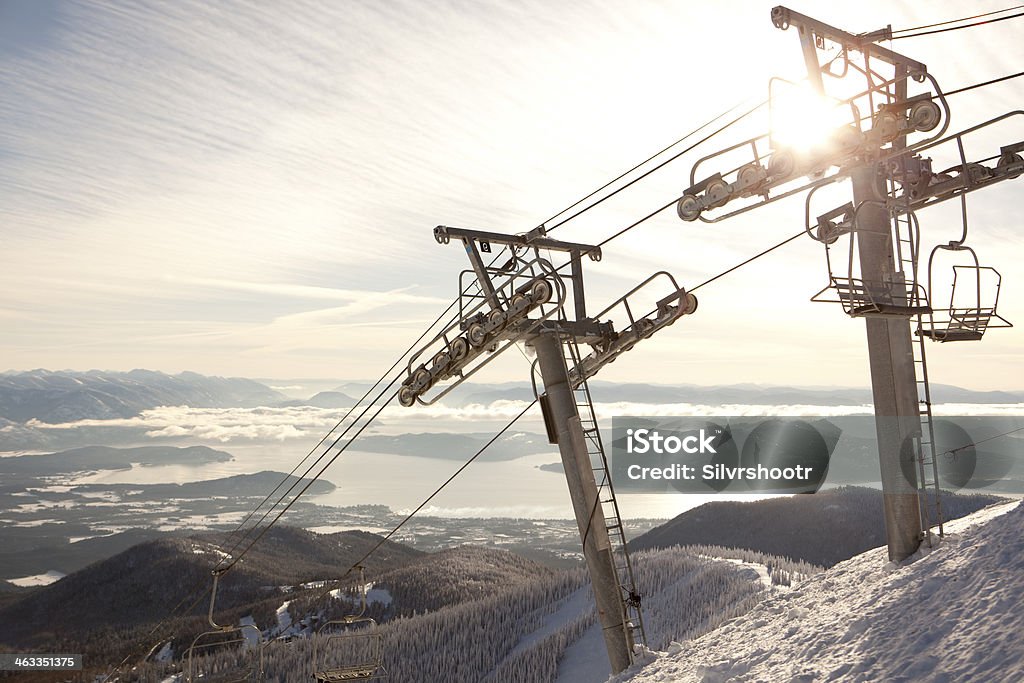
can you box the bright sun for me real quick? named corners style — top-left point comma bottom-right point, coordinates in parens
top-left (770, 83), bottom-right (851, 153)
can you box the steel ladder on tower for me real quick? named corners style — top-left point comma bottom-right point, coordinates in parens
top-left (912, 323), bottom-right (945, 543)
top-left (563, 335), bottom-right (647, 652)
top-left (889, 192), bottom-right (928, 313)
top-left (886, 178), bottom-right (946, 544)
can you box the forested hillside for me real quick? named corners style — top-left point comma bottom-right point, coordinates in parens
top-left (0, 525), bottom-right (819, 683)
top-left (0, 527), bottom-right (421, 660)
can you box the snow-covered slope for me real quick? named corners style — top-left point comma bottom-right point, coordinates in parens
top-left (615, 501), bottom-right (1023, 682)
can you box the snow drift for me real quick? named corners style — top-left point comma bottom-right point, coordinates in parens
top-left (616, 500), bottom-right (1024, 682)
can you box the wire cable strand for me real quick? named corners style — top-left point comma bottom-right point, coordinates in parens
top-left (210, 297), bottom-right (462, 560)
top-left (220, 385), bottom-right (402, 571)
top-left (542, 97), bottom-right (764, 231)
top-left (943, 426), bottom-right (1024, 457)
top-left (891, 5), bottom-right (1024, 34)
top-left (891, 10), bottom-right (1024, 39)
top-left (690, 230), bottom-right (806, 292)
top-left (546, 101), bottom-right (767, 234)
top-left (543, 51), bottom-right (859, 239)
top-left (106, 380), bottom-right (410, 679)
top-left (943, 69), bottom-right (1024, 98)
top-left (337, 399), bottom-right (539, 581)
top-left (211, 331), bottom-right (445, 568)
top-left (211, 243), bottom-right (512, 567)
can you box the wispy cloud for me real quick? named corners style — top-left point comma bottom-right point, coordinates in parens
top-left (180, 277), bottom-right (446, 304)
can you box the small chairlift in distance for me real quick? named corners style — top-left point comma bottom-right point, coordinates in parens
top-left (185, 570), bottom-right (264, 683)
top-left (311, 566), bottom-right (386, 681)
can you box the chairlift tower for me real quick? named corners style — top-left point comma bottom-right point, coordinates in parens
top-left (676, 6), bottom-right (1020, 561)
top-left (398, 224), bottom-right (697, 673)
top-left (784, 7), bottom-right (931, 562)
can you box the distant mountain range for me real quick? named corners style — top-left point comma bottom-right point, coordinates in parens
top-left (277, 390), bottom-right (358, 408)
top-left (1, 369), bottom-right (1021, 427)
top-left (0, 369), bottom-right (284, 423)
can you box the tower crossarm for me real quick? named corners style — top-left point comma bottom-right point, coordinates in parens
top-left (434, 224), bottom-right (602, 261)
top-left (771, 5), bottom-right (926, 94)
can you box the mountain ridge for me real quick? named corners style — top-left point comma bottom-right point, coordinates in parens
top-left (0, 369), bottom-right (285, 423)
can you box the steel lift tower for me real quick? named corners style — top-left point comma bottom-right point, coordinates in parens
top-left (676, 7), bottom-right (1020, 561)
top-left (779, 7), bottom-right (932, 562)
top-left (397, 225), bottom-right (697, 672)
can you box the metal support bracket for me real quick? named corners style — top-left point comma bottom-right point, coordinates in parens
top-left (771, 6), bottom-right (926, 89)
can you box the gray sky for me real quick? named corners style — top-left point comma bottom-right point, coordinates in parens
top-left (2, 0), bottom-right (1023, 389)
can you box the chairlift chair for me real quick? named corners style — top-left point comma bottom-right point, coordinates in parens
top-left (185, 571), bottom-right (264, 683)
top-left (919, 241), bottom-right (1012, 341)
top-left (810, 201), bottom-right (931, 317)
top-left (312, 567), bottom-right (387, 682)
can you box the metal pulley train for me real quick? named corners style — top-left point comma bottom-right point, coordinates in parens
top-left (567, 271), bottom-right (697, 388)
top-left (397, 225), bottom-right (698, 408)
top-left (886, 111), bottom-right (1024, 211)
top-left (675, 73), bottom-right (948, 225)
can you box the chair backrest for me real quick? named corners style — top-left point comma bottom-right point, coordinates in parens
top-left (185, 624), bottom-right (264, 683)
top-left (312, 617), bottom-right (384, 681)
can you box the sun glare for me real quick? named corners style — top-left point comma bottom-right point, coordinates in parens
top-left (770, 84), bottom-right (850, 153)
